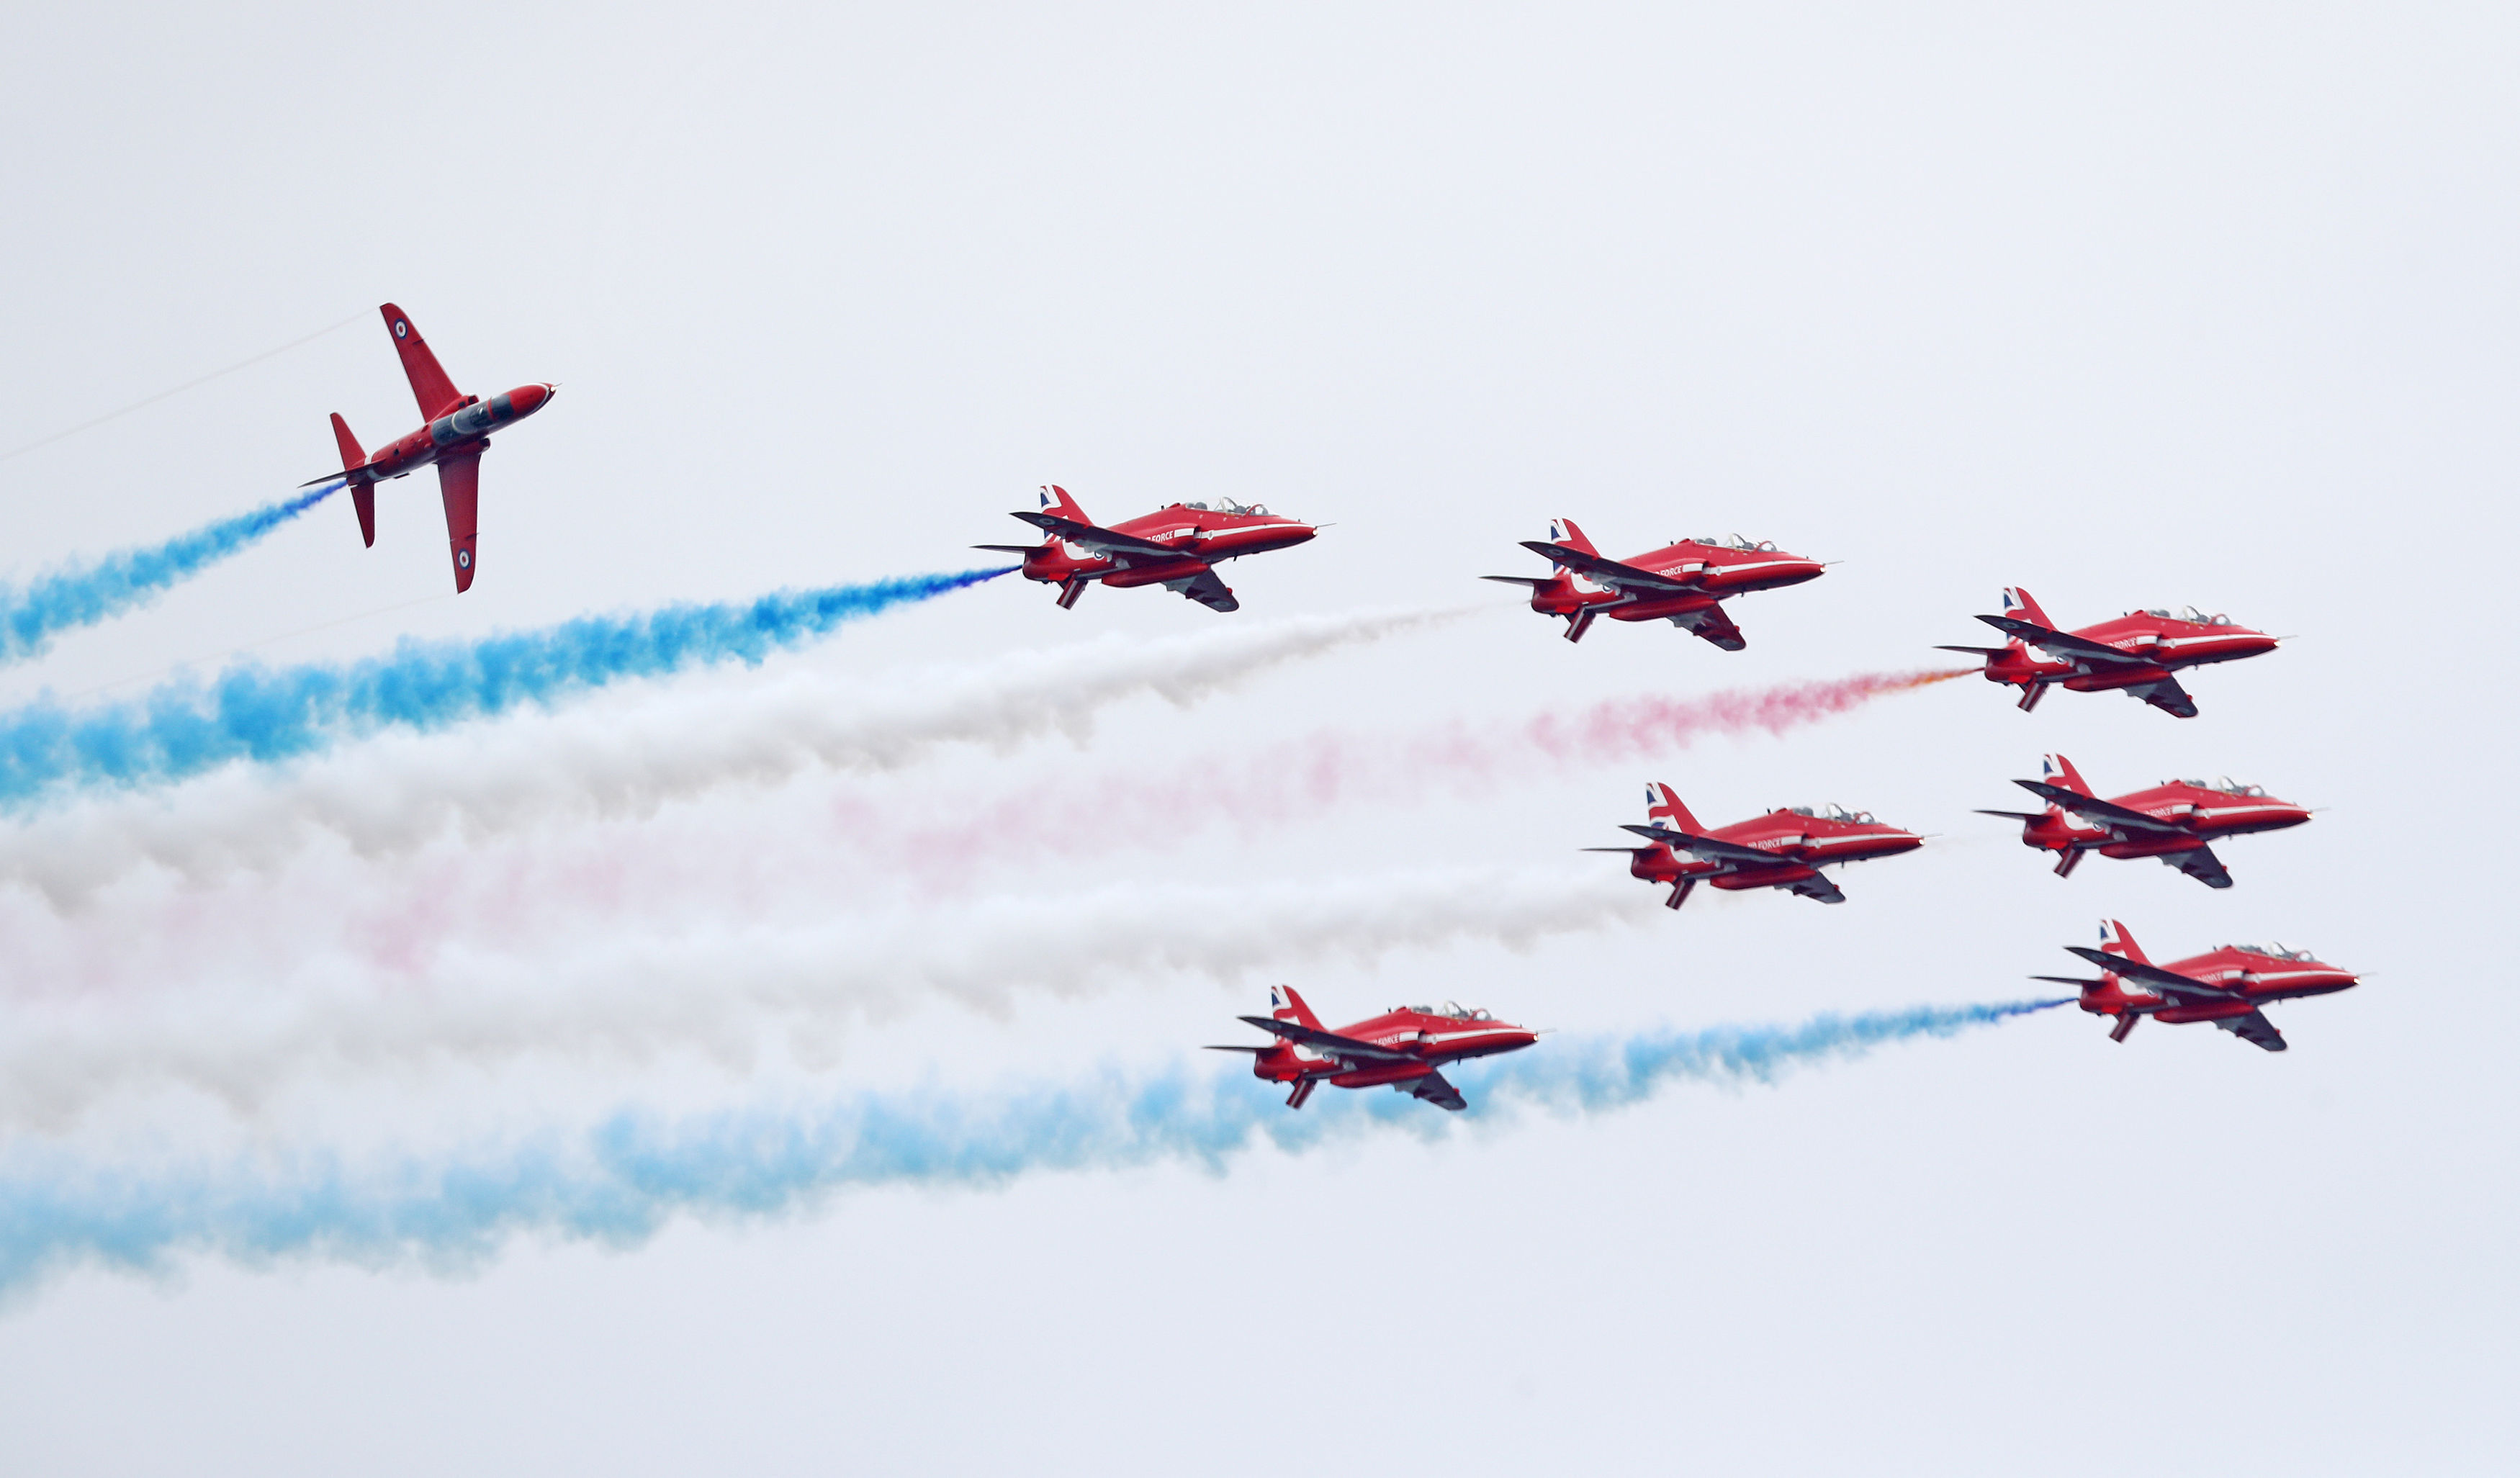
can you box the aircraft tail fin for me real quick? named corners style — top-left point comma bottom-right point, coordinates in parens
top-left (1269, 984), bottom-right (1324, 1032)
top-left (2097, 918), bottom-right (2150, 967)
top-left (1549, 518), bottom-right (1600, 562)
top-left (2039, 753), bottom-right (2093, 798)
top-left (330, 413), bottom-right (375, 547)
top-left (1999, 585), bottom-right (2055, 630)
top-left (1038, 484), bottom-right (1090, 525)
top-left (379, 303), bottom-right (465, 420)
top-left (1644, 782), bottom-right (1703, 834)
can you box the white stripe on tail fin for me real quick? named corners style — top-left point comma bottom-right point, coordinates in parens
top-left (1645, 782), bottom-right (1704, 834)
top-left (2000, 585), bottom-right (2056, 628)
top-left (1040, 484), bottom-right (1091, 523)
top-left (1270, 984), bottom-right (1324, 1031)
top-left (2098, 918), bottom-right (2151, 965)
top-left (2040, 753), bottom-right (2094, 797)
top-left (1552, 517), bottom-right (1601, 560)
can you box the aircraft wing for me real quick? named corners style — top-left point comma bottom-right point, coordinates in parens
top-left (2013, 781), bottom-right (2189, 836)
top-left (1784, 873), bottom-right (1847, 904)
top-left (379, 303), bottom-right (466, 420)
top-left (2128, 676), bottom-right (2199, 718)
top-left (2169, 847), bottom-right (2233, 889)
top-left (1174, 566), bottom-right (1239, 613)
top-left (1235, 1017), bottom-right (1418, 1063)
top-left (1405, 1069), bottom-right (1468, 1112)
top-left (1520, 541), bottom-right (1704, 595)
top-left (2063, 947), bottom-right (2240, 999)
top-left (1012, 510), bottom-right (1179, 560)
top-left (2216, 1009), bottom-right (2288, 1053)
top-left (1976, 614), bottom-right (2151, 667)
top-left (437, 451), bottom-right (482, 594)
top-left (1622, 823), bottom-right (1783, 869)
top-left (1673, 602), bottom-right (1746, 652)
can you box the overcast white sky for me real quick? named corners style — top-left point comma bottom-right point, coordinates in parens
top-left (0, 3), bottom-right (2514, 1473)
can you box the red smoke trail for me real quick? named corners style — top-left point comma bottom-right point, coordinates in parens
top-left (887, 667), bottom-right (1971, 883)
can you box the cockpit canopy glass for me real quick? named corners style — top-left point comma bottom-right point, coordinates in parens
top-left (1691, 533), bottom-right (1779, 552)
top-left (1784, 803), bottom-right (1875, 822)
top-left (1397, 1001), bottom-right (1494, 1020)
top-left (2139, 605), bottom-right (2235, 625)
top-left (2178, 777), bottom-right (2266, 796)
top-left (2226, 942), bottom-right (2315, 961)
top-left (1177, 499), bottom-right (1271, 516)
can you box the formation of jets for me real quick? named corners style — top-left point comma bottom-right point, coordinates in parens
top-left (301, 302), bottom-right (2357, 1106)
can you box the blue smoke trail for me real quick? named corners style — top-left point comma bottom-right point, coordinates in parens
top-left (0, 565), bottom-right (1017, 808)
top-left (0, 484), bottom-right (342, 664)
top-left (0, 999), bottom-right (2064, 1299)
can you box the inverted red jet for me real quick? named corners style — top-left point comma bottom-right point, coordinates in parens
top-left (976, 485), bottom-right (1316, 613)
top-left (1936, 587), bottom-right (2276, 717)
top-left (2035, 919), bottom-right (2360, 1053)
top-left (1483, 518), bottom-right (1823, 649)
top-left (1979, 753), bottom-right (2310, 888)
top-left (1591, 782), bottom-right (1922, 909)
top-left (1206, 985), bottom-right (1538, 1111)
top-left (302, 304), bottom-right (557, 592)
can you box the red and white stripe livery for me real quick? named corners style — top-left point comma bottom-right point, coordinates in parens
top-left (1937, 587), bottom-right (2277, 718)
top-left (1979, 753), bottom-right (2310, 888)
top-left (978, 484), bottom-right (1316, 614)
top-left (1207, 985), bottom-right (1539, 1112)
top-left (2036, 919), bottom-right (2360, 1053)
top-left (1594, 782), bottom-right (1922, 909)
top-left (1485, 517), bottom-right (1823, 650)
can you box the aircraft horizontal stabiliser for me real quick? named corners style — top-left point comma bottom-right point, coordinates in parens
top-left (1207, 986), bottom-right (1539, 1112)
top-left (1979, 754), bottom-right (2310, 888)
top-left (2035, 920), bottom-right (2359, 1053)
top-left (1484, 517), bottom-right (1824, 649)
top-left (1588, 782), bottom-right (1922, 909)
top-left (302, 303), bottom-right (558, 593)
top-left (978, 484), bottom-right (1317, 613)
top-left (1936, 586), bottom-right (2276, 718)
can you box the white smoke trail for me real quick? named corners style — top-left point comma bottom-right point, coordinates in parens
top-left (0, 864), bottom-right (1644, 1130)
top-left (0, 607), bottom-right (1461, 906)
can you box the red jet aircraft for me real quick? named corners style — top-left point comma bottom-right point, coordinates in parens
top-left (2035, 919), bottom-right (2360, 1053)
top-left (1206, 985), bottom-right (1539, 1111)
top-left (302, 304), bottom-right (558, 592)
top-left (1935, 587), bottom-right (2276, 717)
top-left (976, 485), bottom-right (1316, 613)
top-left (1482, 518), bottom-right (1824, 649)
top-left (1979, 753), bottom-right (2310, 888)
top-left (1591, 782), bottom-right (1922, 909)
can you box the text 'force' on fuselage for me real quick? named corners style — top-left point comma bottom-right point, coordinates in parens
top-left (978, 484), bottom-right (1317, 613)
top-left (1206, 985), bottom-right (1539, 1112)
top-left (302, 303), bottom-right (558, 593)
top-left (1484, 516), bottom-right (1824, 649)
top-left (1590, 781), bottom-right (1922, 909)
top-left (1936, 586), bottom-right (2277, 718)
